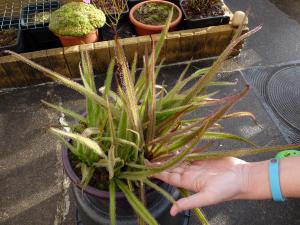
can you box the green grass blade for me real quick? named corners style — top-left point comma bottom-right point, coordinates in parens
top-left (115, 179), bottom-right (159, 225)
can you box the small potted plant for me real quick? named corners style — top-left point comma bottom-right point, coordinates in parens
top-left (21, 1), bottom-right (60, 51)
top-left (0, 18), bottom-right (23, 54)
top-left (92, 0), bottom-right (134, 40)
top-left (7, 17), bottom-right (299, 225)
top-left (129, 0), bottom-right (182, 35)
top-left (180, 0), bottom-right (230, 28)
top-left (92, 0), bottom-right (129, 24)
top-left (49, 2), bottom-right (106, 47)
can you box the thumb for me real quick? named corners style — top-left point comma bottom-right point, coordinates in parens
top-left (170, 191), bottom-right (219, 216)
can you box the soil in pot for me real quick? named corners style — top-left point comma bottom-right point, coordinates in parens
top-left (181, 0), bottom-right (225, 19)
top-left (133, 1), bottom-right (179, 25)
top-left (0, 29), bottom-right (18, 47)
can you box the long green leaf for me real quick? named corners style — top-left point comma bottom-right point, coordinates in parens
top-left (186, 144), bottom-right (300, 161)
top-left (182, 26), bottom-right (262, 105)
top-left (50, 128), bottom-right (106, 158)
top-left (115, 179), bottom-right (159, 225)
top-left (109, 181), bottom-right (116, 225)
top-left (6, 51), bottom-right (111, 112)
top-left (203, 131), bottom-right (256, 146)
top-left (144, 179), bottom-right (176, 204)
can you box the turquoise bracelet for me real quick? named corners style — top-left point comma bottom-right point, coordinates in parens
top-left (269, 158), bottom-right (285, 202)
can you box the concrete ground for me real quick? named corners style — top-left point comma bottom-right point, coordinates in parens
top-left (1, 0), bottom-right (300, 225)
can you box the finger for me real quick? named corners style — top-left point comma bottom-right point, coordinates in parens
top-left (170, 191), bottom-right (219, 216)
top-left (167, 167), bottom-right (185, 174)
top-left (153, 171), bottom-right (184, 188)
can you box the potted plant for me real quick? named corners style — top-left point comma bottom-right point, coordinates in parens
top-left (49, 2), bottom-right (106, 47)
top-left (92, 0), bottom-right (129, 24)
top-left (21, 1), bottom-right (61, 51)
top-left (7, 15), bottom-right (300, 225)
top-left (0, 18), bottom-right (23, 54)
top-left (92, 0), bottom-right (134, 40)
top-left (180, 0), bottom-right (230, 29)
top-left (129, 0), bottom-right (182, 35)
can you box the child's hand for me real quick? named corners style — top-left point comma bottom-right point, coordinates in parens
top-left (154, 157), bottom-right (249, 216)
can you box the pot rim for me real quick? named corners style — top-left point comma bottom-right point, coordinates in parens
top-left (62, 147), bottom-right (161, 199)
top-left (129, 0), bottom-right (182, 30)
top-left (54, 29), bottom-right (98, 39)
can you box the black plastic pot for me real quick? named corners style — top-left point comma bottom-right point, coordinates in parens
top-left (62, 149), bottom-right (190, 225)
top-left (180, 0), bottom-right (230, 29)
top-left (21, 1), bottom-right (61, 51)
top-left (0, 18), bottom-right (23, 53)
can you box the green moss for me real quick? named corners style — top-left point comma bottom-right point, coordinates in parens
top-left (49, 2), bottom-right (106, 37)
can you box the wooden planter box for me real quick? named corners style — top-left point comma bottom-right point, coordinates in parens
top-left (0, 23), bottom-right (248, 88)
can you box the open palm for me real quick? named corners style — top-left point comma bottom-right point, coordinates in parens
top-left (154, 157), bottom-right (248, 216)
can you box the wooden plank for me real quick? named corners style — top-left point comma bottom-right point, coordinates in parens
top-left (136, 35), bottom-right (152, 67)
top-left (122, 37), bottom-right (138, 66)
top-left (213, 25), bottom-right (233, 56)
top-left (21, 50), bottom-right (51, 84)
top-left (63, 45), bottom-right (81, 78)
top-left (46, 48), bottom-right (71, 77)
top-left (0, 63), bottom-right (10, 88)
top-left (94, 41), bottom-right (111, 73)
top-left (0, 55), bottom-right (30, 87)
top-left (202, 26), bottom-right (223, 57)
top-left (193, 28), bottom-right (208, 59)
top-left (179, 31), bottom-right (194, 62)
top-left (165, 33), bottom-right (181, 63)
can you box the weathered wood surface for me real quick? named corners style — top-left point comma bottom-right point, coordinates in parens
top-left (0, 24), bottom-right (248, 88)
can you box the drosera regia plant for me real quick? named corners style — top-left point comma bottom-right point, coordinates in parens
top-left (6, 12), bottom-right (300, 225)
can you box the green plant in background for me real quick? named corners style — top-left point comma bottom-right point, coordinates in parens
top-left (49, 2), bottom-right (106, 36)
top-left (7, 12), bottom-right (300, 225)
top-left (134, 2), bottom-right (179, 25)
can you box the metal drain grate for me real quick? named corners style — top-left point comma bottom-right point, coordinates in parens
top-left (267, 66), bottom-right (300, 131)
top-left (0, 0), bottom-right (61, 30)
top-left (242, 63), bottom-right (300, 143)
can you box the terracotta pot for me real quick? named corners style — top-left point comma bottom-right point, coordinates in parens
top-left (129, 0), bottom-right (182, 36)
top-left (57, 29), bottom-right (99, 47)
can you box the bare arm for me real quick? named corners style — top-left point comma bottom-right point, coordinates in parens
top-left (154, 156), bottom-right (300, 216)
top-left (243, 156), bottom-right (300, 200)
